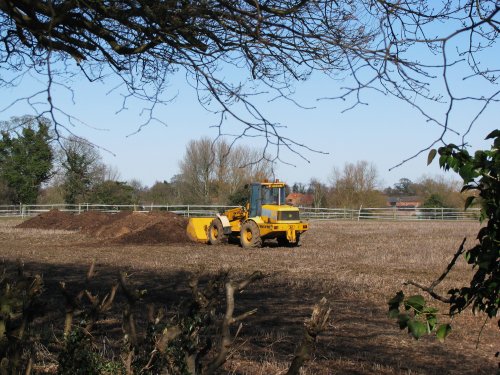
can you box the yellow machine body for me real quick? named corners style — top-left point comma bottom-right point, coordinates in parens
top-left (250, 204), bottom-right (308, 243)
top-left (186, 180), bottom-right (309, 247)
top-left (186, 217), bottom-right (212, 243)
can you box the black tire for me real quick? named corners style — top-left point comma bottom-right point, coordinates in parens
top-left (293, 233), bottom-right (301, 247)
top-left (277, 236), bottom-right (290, 247)
top-left (208, 218), bottom-right (227, 245)
top-left (277, 233), bottom-right (301, 248)
top-left (240, 221), bottom-right (262, 248)
top-left (228, 235), bottom-right (239, 245)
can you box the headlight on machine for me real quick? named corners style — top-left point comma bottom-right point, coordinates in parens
top-left (277, 211), bottom-right (300, 221)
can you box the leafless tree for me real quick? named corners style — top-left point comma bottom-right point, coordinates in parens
top-left (179, 138), bottom-right (215, 203)
top-left (329, 160), bottom-right (386, 208)
top-left (413, 174), bottom-right (466, 208)
top-left (52, 136), bottom-right (120, 203)
top-left (178, 136), bottom-right (272, 203)
top-left (0, 1), bottom-right (498, 163)
top-left (212, 141), bottom-right (266, 197)
top-left (308, 178), bottom-right (328, 208)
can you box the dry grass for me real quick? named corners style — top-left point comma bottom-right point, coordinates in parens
top-left (0, 218), bottom-right (497, 374)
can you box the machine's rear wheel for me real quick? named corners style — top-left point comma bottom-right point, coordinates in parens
top-left (208, 218), bottom-right (227, 245)
top-left (277, 236), bottom-right (290, 247)
top-left (240, 221), bottom-right (262, 248)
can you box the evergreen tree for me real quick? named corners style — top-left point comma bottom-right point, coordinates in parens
top-left (0, 118), bottom-right (53, 204)
top-left (62, 147), bottom-right (94, 204)
top-left (88, 181), bottom-right (135, 205)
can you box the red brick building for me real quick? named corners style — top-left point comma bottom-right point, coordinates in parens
top-left (386, 196), bottom-right (422, 208)
top-left (286, 193), bottom-right (314, 207)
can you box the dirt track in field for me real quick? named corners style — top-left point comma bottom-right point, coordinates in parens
top-left (1, 216), bottom-right (498, 374)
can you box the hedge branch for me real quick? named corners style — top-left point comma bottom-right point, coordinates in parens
top-left (204, 271), bottom-right (264, 374)
top-left (119, 272), bottom-right (139, 347)
top-left (404, 238), bottom-right (467, 304)
top-left (287, 297), bottom-right (331, 375)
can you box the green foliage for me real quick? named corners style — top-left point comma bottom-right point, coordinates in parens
top-left (141, 180), bottom-right (180, 205)
top-left (388, 291), bottom-right (451, 341)
top-left (228, 184), bottom-right (249, 206)
top-left (58, 329), bottom-right (124, 375)
top-left (435, 130), bottom-right (500, 320)
top-left (58, 329), bottom-right (102, 375)
top-left (292, 183), bottom-right (307, 194)
top-left (0, 117), bottom-right (53, 204)
top-left (394, 178), bottom-right (416, 196)
top-left (390, 129), bottom-right (500, 342)
top-left (88, 181), bottom-right (136, 205)
top-left (62, 148), bottom-right (94, 204)
top-left (421, 193), bottom-right (448, 208)
top-left (59, 137), bottom-right (107, 204)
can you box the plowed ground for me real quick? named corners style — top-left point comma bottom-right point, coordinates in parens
top-left (1, 216), bottom-right (498, 374)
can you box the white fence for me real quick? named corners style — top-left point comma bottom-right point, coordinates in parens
top-left (0, 204), bottom-right (481, 222)
top-left (0, 204), bottom-right (238, 218)
top-left (298, 207), bottom-right (480, 221)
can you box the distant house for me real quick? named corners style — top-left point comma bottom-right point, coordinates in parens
top-left (286, 193), bottom-right (314, 207)
top-left (386, 196), bottom-right (422, 208)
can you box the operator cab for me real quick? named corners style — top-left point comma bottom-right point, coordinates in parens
top-left (249, 182), bottom-right (286, 217)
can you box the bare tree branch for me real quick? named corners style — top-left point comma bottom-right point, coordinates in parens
top-left (205, 270), bottom-right (265, 374)
top-left (404, 237), bottom-right (468, 304)
top-left (287, 297), bottom-right (331, 375)
top-left (0, 1), bottom-right (498, 164)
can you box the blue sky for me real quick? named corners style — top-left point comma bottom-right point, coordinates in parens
top-left (1, 25), bottom-right (498, 189)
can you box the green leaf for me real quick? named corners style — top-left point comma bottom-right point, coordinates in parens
top-left (407, 320), bottom-right (427, 339)
top-left (405, 295), bottom-right (426, 312)
top-left (422, 306), bottom-right (439, 314)
top-left (426, 315), bottom-right (437, 331)
top-left (389, 308), bottom-right (399, 319)
top-left (438, 154), bottom-right (447, 168)
top-left (436, 324), bottom-right (452, 342)
top-left (485, 129), bottom-right (500, 140)
top-left (427, 149), bottom-right (437, 165)
top-left (458, 164), bottom-right (476, 182)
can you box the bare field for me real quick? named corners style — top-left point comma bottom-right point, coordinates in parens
top-left (1, 219), bottom-right (498, 374)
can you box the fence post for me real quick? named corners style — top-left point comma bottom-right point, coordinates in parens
top-left (187, 205), bottom-right (190, 217)
top-left (358, 205), bottom-right (363, 221)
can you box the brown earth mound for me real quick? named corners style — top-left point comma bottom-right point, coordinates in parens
top-left (17, 209), bottom-right (192, 245)
top-left (16, 209), bottom-right (77, 231)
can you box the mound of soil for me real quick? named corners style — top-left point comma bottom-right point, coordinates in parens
top-left (17, 209), bottom-right (192, 245)
top-left (17, 209), bottom-right (78, 231)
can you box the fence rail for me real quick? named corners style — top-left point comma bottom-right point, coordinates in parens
top-left (298, 206), bottom-right (480, 221)
top-left (0, 204), bottom-right (481, 222)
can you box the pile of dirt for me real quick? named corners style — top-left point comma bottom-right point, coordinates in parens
top-left (17, 210), bottom-right (192, 245)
